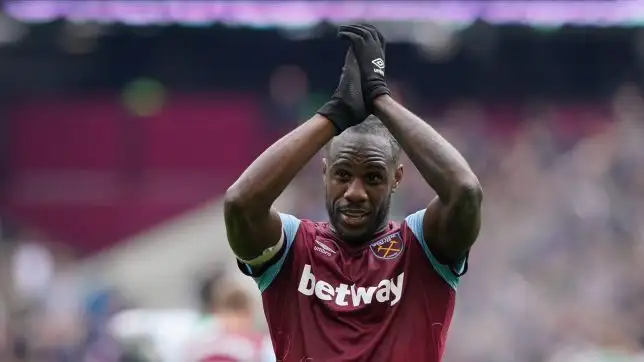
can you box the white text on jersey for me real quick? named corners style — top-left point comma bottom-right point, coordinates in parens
top-left (297, 264), bottom-right (404, 307)
top-left (314, 240), bottom-right (336, 256)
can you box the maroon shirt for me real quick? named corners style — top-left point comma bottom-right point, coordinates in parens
top-left (239, 210), bottom-right (465, 362)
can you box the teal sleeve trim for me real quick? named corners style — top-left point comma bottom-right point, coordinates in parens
top-left (405, 209), bottom-right (465, 290)
top-left (253, 213), bottom-right (301, 292)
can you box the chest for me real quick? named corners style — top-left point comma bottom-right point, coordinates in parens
top-left (295, 231), bottom-right (411, 310)
top-left (310, 231), bottom-right (407, 277)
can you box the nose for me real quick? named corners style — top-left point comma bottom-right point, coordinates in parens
top-left (343, 178), bottom-right (368, 203)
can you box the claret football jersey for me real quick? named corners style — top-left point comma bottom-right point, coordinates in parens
top-left (238, 210), bottom-right (466, 362)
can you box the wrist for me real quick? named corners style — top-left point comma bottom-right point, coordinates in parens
top-left (313, 112), bottom-right (344, 136)
top-left (371, 93), bottom-right (393, 112)
top-left (373, 93), bottom-right (392, 106)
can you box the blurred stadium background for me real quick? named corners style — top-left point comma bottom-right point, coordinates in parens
top-left (1, 1), bottom-right (644, 361)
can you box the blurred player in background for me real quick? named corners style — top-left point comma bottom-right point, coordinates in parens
top-left (224, 24), bottom-right (483, 361)
top-left (184, 272), bottom-right (273, 362)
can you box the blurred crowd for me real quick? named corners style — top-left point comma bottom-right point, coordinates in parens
top-left (0, 230), bottom-right (130, 362)
top-left (0, 234), bottom-right (273, 362)
top-left (447, 84), bottom-right (644, 362)
top-left (448, 84), bottom-right (644, 362)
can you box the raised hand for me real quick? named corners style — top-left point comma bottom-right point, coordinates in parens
top-left (317, 47), bottom-right (368, 134)
top-left (338, 24), bottom-right (390, 109)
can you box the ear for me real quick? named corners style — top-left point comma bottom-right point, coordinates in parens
top-left (393, 164), bottom-right (403, 191)
top-left (322, 158), bottom-right (328, 185)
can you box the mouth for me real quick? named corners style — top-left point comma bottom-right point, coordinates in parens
top-left (339, 209), bottom-right (370, 227)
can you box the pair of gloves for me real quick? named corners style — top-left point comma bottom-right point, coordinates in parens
top-left (317, 24), bottom-right (390, 134)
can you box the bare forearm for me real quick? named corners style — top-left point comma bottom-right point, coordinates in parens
top-left (373, 95), bottom-right (478, 200)
top-left (225, 114), bottom-right (336, 212)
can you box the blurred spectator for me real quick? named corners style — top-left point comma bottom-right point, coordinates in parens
top-left (183, 272), bottom-right (273, 362)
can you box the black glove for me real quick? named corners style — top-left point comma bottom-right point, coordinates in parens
top-left (317, 48), bottom-right (367, 134)
top-left (338, 24), bottom-right (390, 109)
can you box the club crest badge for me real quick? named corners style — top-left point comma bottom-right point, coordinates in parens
top-left (370, 232), bottom-right (404, 259)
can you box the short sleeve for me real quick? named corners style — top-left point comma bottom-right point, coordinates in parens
top-left (405, 209), bottom-right (465, 290)
top-left (239, 213), bottom-right (301, 293)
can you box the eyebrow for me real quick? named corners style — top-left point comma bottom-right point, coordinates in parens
top-left (364, 163), bottom-right (388, 171)
top-left (331, 159), bottom-right (388, 170)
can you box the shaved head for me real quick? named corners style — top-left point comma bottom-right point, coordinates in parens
top-left (326, 115), bottom-right (401, 165)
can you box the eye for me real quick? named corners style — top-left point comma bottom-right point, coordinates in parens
top-left (365, 173), bottom-right (384, 184)
top-left (334, 169), bottom-right (351, 181)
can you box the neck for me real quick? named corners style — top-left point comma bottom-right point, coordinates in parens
top-left (329, 218), bottom-right (390, 245)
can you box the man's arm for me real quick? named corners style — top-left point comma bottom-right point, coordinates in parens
top-left (224, 115), bottom-right (336, 261)
top-left (226, 41), bottom-right (367, 266)
top-left (373, 95), bottom-right (482, 264)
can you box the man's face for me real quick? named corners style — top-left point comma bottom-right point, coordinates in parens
top-left (324, 133), bottom-right (403, 244)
